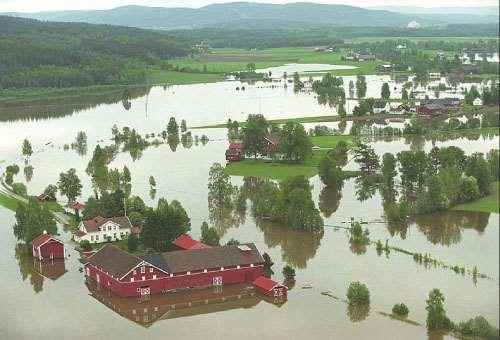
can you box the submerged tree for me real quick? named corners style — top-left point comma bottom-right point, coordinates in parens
top-left (200, 221), bottom-right (220, 246)
top-left (14, 198), bottom-right (56, 244)
top-left (58, 168), bottom-right (82, 202)
top-left (22, 139), bottom-right (33, 160)
top-left (426, 289), bottom-right (452, 331)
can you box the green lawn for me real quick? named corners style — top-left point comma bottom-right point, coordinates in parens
top-left (0, 192), bottom-right (19, 211)
top-left (453, 182), bottom-right (499, 213)
top-left (225, 135), bottom-right (355, 180)
top-left (149, 69), bottom-right (225, 85)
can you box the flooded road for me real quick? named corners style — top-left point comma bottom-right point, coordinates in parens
top-left (0, 74), bottom-right (498, 339)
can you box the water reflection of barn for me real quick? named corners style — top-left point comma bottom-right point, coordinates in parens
top-left (33, 259), bottom-right (67, 281)
top-left (85, 280), bottom-right (284, 327)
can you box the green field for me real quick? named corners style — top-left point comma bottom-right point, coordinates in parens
top-left (225, 135), bottom-right (355, 180)
top-left (344, 36), bottom-right (499, 43)
top-left (149, 69), bottom-right (225, 85)
top-left (453, 182), bottom-right (500, 214)
top-left (169, 47), bottom-right (379, 77)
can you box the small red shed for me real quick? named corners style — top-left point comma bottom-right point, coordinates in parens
top-left (172, 234), bottom-right (211, 250)
top-left (253, 276), bottom-right (288, 299)
top-left (32, 232), bottom-right (65, 260)
top-left (37, 193), bottom-right (49, 202)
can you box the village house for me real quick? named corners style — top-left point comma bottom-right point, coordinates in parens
top-left (73, 216), bottom-right (134, 244)
top-left (417, 98), bottom-right (460, 116)
top-left (373, 101), bottom-right (391, 114)
top-left (64, 201), bottom-right (85, 215)
top-left (376, 64), bottom-right (393, 72)
top-left (32, 232), bottom-right (65, 260)
top-left (84, 243), bottom-right (265, 297)
top-left (225, 141), bottom-right (244, 162)
top-left (263, 133), bottom-right (280, 154)
top-left (355, 53), bottom-right (376, 62)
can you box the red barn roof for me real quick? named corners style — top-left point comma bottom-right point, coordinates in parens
top-left (253, 276), bottom-right (283, 292)
top-left (172, 235), bottom-right (211, 250)
top-left (37, 193), bottom-right (49, 201)
top-left (64, 202), bottom-right (85, 210)
top-left (32, 233), bottom-right (63, 248)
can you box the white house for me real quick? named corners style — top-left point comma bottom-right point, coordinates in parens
top-left (473, 97), bottom-right (483, 106)
top-left (73, 216), bottom-right (133, 244)
top-left (373, 101), bottom-right (391, 114)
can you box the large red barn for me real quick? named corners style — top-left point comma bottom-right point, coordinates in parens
top-left (32, 232), bottom-right (65, 260)
top-left (84, 243), bottom-right (264, 297)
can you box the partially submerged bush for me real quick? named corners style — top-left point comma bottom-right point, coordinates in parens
top-left (347, 281), bottom-right (370, 305)
top-left (392, 303), bottom-right (409, 316)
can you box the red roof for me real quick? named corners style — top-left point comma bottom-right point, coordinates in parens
top-left (37, 194), bottom-right (49, 201)
top-left (74, 230), bottom-right (87, 237)
top-left (172, 235), bottom-right (211, 250)
top-left (65, 202), bottom-right (85, 210)
top-left (131, 226), bottom-right (141, 235)
top-left (32, 233), bottom-right (63, 248)
top-left (229, 142), bottom-right (243, 150)
top-left (253, 276), bottom-right (282, 291)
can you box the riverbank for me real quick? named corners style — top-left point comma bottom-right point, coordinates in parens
top-left (453, 181), bottom-right (499, 213)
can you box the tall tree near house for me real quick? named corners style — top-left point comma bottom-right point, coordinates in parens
top-left (242, 114), bottom-right (269, 158)
top-left (22, 139), bottom-right (33, 160)
top-left (200, 221), bottom-right (220, 246)
top-left (465, 152), bottom-right (492, 196)
top-left (354, 143), bottom-right (379, 174)
top-left (208, 163), bottom-right (235, 210)
top-left (58, 168), bottom-right (82, 202)
top-left (279, 122), bottom-right (312, 162)
top-left (381, 82), bottom-right (391, 100)
top-left (13, 198), bottom-right (56, 244)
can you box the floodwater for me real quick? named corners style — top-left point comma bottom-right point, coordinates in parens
top-left (0, 70), bottom-right (498, 339)
top-left (256, 63), bottom-right (358, 75)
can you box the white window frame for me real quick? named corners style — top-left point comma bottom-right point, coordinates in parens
top-left (140, 266), bottom-right (145, 274)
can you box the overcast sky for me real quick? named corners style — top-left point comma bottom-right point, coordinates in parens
top-left (1, 0), bottom-right (497, 13)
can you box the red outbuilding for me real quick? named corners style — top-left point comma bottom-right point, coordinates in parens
top-left (37, 193), bottom-right (49, 202)
top-left (32, 232), bottom-right (65, 260)
top-left (253, 276), bottom-right (288, 299)
top-left (172, 234), bottom-right (211, 250)
top-left (84, 243), bottom-right (264, 297)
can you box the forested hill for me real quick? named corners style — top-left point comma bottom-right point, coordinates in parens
top-left (4, 3), bottom-right (433, 29)
top-left (0, 16), bottom-right (191, 89)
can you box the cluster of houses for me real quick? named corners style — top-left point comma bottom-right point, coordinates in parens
top-left (416, 98), bottom-right (461, 116)
top-left (344, 53), bottom-right (376, 62)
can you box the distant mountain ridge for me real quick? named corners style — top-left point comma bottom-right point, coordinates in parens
top-left (3, 2), bottom-right (435, 30)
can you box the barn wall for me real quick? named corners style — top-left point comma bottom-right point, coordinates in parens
top-left (86, 263), bottom-right (264, 297)
top-left (40, 240), bottom-right (64, 259)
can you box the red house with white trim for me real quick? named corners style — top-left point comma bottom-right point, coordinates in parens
top-left (84, 243), bottom-right (264, 297)
top-left (253, 276), bottom-right (288, 299)
top-left (32, 232), bottom-right (65, 260)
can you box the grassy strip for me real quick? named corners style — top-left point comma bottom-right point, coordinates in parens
top-left (452, 181), bottom-right (499, 214)
top-left (0, 192), bottom-right (19, 211)
top-left (193, 113), bottom-right (411, 129)
top-left (149, 68), bottom-right (225, 85)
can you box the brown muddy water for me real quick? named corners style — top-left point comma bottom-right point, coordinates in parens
top-left (0, 75), bottom-right (498, 339)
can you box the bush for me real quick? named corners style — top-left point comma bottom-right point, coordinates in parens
top-left (347, 281), bottom-right (370, 305)
top-left (349, 222), bottom-right (370, 245)
top-left (282, 265), bottom-right (296, 281)
top-left (226, 238), bottom-right (240, 246)
top-left (392, 303), bottom-right (409, 316)
top-left (456, 316), bottom-right (499, 340)
top-left (11, 182), bottom-right (27, 197)
top-left (127, 233), bottom-right (139, 252)
top-left (80, 240), bottom-right (92, 251)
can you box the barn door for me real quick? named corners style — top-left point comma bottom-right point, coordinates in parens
top-left (140, 287), bottom-right (150, 296)
top-left (213, 276), bottom-right (223, 286)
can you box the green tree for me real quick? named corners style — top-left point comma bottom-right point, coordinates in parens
top-left (22, 139), bottom-right (33, 159)
top-left (141, 198), bottom-right (190, 251)
top-left (347, 281), bottom-right (370, 305)
top-left (246, 62), bottom-right (256, 72)
top-left (128, 211), bottom-right (144, 227)
top-left (200, 221), bottom-right (220, 246)
top-left (381, 82), bottom-right (391, 100)
top-left (426, 289), bottom-right (452, 331)
top-left (58, 168), bottom-right (82, 202)
top-left (13, 198), bottom-right (56, 244)
top-left (381, 153), bottom-right (397, 186)
top-left (392, 303), bottom-right (409, 316)
top-left (208, 163), bottom-right (235, 210)
top-left (402, 88), bottom-right (408, 102)
top-left (457, 176), bottom-right (480, 203)
top-left (319, 156), bottom-right (344, 188)
top-left (43, 184), bottom-right (58, 201)
top-left (283, 265), bottom-right (296, 281)
top-left (80, 240), bottom-right (92, 251)
top-left (127, 233), bottom-right (139, 252)
top-left (356, 75), bottom-right (367, 98)
top-left (12, 183), bottom-right (27, 197)
top-left (262, 252), bottom-right (274, 278)
top-left (465, 152), bottom-right (492, 196)
top-left (354, 143), bottom-right (379, 174)
top-left (23, 165), bottom-right (34, 182)
top-left (226, 238), bottom-right (240, 246)
top-left (180, 119), bottom-right (187, 133)
top-left (337, 103), bottom-right (347, 117)
top-left (242, 114), bottom-right (269, 158)
top-left (149, 175), bottom-right (156, 188)
top-left (167, 117), bottom-right (179, 136)
top-left (486, 149), bottom-right (499, 180)
top-left (279, 122), bottom-right (312, 162)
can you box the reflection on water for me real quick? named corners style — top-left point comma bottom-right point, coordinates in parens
top-left (85, 280), bottom-right (285, 327)
top-left (256, 220), bottom-right (323, 269)
top-left (318, 187), bottom-right (342, 218)
top-left (411, 211), bottom-right (490, 246)
top-left (0, 86), bottom-right (151, 122)
top-left (14, 243), bottom-right (67, 293)
top-left (347, 303), bottom-right (370, 322)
